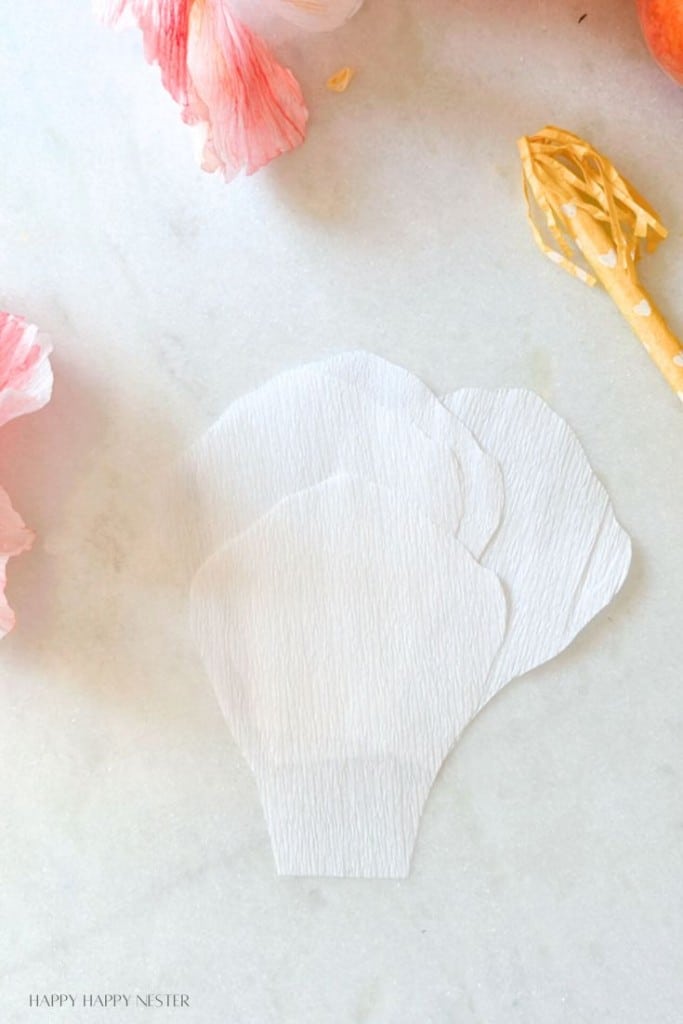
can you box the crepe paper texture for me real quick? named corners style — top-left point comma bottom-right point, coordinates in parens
top-left (0, 313), bottom-right (53, 637)
top-left (442, 388), bottom-right (631, 714)
top-left (191, 475), bottom-right (506, 877)
top-left (98, 0), bottom-right (308, 179)
top-left (316, 351), bottom-right (503, 560)
top-left (326, 66), bottom-right (355, 92)
top-left (519, 126), bottom-right (683, 403)
top-left (185, 352), bottom-right (631, 878)
top-left (183, 363), bottom-right (468, 562)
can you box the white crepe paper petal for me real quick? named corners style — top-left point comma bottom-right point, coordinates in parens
top-left (184, 364), bottom-right (466, 563)
top-left (182, 357), bottom-right (631, 878)
top-left (317, 351), bottom-right (504, 560)
top-left (442, 388), bottom-right (631, 709)
top-left (190, 474), bottom-right (507, 878)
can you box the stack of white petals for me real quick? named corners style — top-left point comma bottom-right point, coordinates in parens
top-left (185, 352), bottom-right (631, 878)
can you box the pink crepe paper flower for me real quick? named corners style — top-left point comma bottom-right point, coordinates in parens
top-left (0, 312), bottom-right (53, 429)
top-left (0, 312), bottom-right (53, 638)
top-left (99, 0), bottom-right (192, 104)
top-left (99, 0), bottom-right (308, 179)
top-left (0, 486), bottom-right (35, 637)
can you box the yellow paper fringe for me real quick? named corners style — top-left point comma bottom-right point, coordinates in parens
top-left (519, 126), bottom-right (667, 286)
top-left (518, 126), bottom-right (683, 402)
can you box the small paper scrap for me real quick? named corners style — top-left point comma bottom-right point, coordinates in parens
top-left (326, 67), bottom-right (354, 92)
top-left (184, 352), bottom-right (631, 877)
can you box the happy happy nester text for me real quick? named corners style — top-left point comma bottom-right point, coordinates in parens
top-left (29, 995), bottom-right (189, 1009)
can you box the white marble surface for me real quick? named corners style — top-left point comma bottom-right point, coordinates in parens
top-left (1, 1), bottom-right (682, 1021)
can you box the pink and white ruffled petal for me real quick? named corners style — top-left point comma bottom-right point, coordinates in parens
top-left (184, 0), bottom-right (308, 179)
top-left (0, 486), bottom-right (34, 639)
top-left (97, 0), bottom-right (191, 104)
top-left (0, 312), bottom-right (53, 430)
